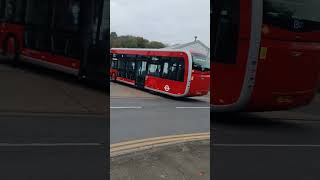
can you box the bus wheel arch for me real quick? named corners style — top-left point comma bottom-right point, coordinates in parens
top-left (3, 35), bottom-right (20, 62)
top-left (111, 73), bottom-right (117, 81)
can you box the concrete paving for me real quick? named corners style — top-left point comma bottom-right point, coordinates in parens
top-left (111, 140), bottom-right (210, 180)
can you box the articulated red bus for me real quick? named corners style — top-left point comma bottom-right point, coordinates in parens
top-left (211, 0), bottom-right (320, 112)
top-left (110, 48), bottom-right (210, 97)
top-left (0, 0), bottom-right (109, 85)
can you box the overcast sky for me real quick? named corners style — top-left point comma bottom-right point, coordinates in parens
top-left (110, 0), bottom-right (210, 47)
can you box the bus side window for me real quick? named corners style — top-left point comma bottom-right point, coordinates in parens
top-left (170, 63), bottom-right (177, 81)
top-left (2, 0), bottom-right (21, 22)
top-left (148, 63), bottom-right (159, 77)
top-left (160, 57), bottom-right (184, 82)
top-left (177, 58), bottom-right (185, 82)
top-left (126, 60), bottom-right (135, 80)
top-left (212, 0), bottom-right (239, 64)
top-left (118, 54), bottom-right (126, 78)
top-left (148, 57), bottom-right (161, 77)
top-left (162, 62), bottom-right (169, 79)
top-left (111, 54), bottom-right (118, 69)
top-left (112, 61), bottom-right (118, 69)
top-left (0, 0), bottom-right (5, 20)
top-left (123, 54), bottom-right (136, 80)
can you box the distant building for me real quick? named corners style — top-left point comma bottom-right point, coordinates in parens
top-left (163, 40), bottom-right (210, 59)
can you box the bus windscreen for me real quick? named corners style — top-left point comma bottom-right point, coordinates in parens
top-left (263, 0), bottom-right (320, 32)
top-left (192, 55), bottom-right (210, 72)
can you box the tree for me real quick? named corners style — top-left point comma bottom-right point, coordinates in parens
top-left (110, 32), bottom-right (166, 48)
top-left (110, 32), bottom-right (118, 39)
top-left (136, 37), bottom-right (149, 48)
top-left (147, 41), bottom-right (166, 49)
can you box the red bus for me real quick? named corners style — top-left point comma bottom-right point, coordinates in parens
top-left (211, 0), bottom-right (320, 112)
top-left (0, 0), bottom-right (109, 85)
top-left (110, 48), bottom-right (210, 97)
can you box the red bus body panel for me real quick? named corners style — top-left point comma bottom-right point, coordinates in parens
top-left (247, 29), bottom-right (320, 111)
top-left (188, 70), bottom-right (210, 96)
top-left (145, 75), bottom-right (187, 95)
top-left (21, 49), bottom-right (80, 71)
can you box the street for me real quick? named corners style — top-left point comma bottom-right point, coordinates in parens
top-left (213, 94), bottom-right (320, 180)
top-left (0, 59), bottom-right (107, 179)
top-left (110, 82), bottom-right (210, 144)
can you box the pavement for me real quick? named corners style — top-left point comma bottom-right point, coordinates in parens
top-left (111, 140), bottom-right (210, 180)
top-left (110, 82), bottom-right (210, 143)
top-left (212, 94), bottom-right (320, 180)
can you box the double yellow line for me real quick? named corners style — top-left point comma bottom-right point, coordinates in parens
top-left (111, 132), bottom-right (210, 157)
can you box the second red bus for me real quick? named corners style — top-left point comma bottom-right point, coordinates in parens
top-left (110, 48), bottom-right (210, 97)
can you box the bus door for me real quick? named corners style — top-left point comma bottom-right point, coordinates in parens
top-left (211, 0), bottom-right (262, 111)
top-left (135, 56), bottom-right (147, 88)
top-left (80, 0), bottom-right (108, 85)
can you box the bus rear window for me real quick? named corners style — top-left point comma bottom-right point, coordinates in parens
top-left (263, 0), bottom-right (320, 32)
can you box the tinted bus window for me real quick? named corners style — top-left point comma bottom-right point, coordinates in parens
top-left (111, 60), bottom-right (118, 69)
top-left (118, 57), bottom-right (126, 78)
top-left (147, 56), bottom-right (161, 77)
top-left (264, 0), bottom-right (320, 32)
top-left (54, 0), bottom-right (80, 31)
top-left (0, 0), bottom-right (6, 20)
top-left (148, 63), bottom-right (161, 77)
top-left (126, 60), bottom-right (135, 80)
top-left (177, 61), bottom-right (184, 82)
top-left (25, 0), bottom-right (51, 26)
top-left (67, 36), bottom-right (82, 59)
top-left (99, 0), bottom-right (109, 41)
top-left (161, 57), bottom-right (184, 82)
top-left (24, 29), bottom-right (51, 51)
top-left (162, 62), bottom-right (169, 78)
top-left (212, 0), bottom-right (240, 64)
top-left (4, 0), bottom-right (26, 23)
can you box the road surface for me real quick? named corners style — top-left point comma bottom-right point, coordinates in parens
top-left (0, 59), bottom-right (107, 179)
top-left (110, 82), bottom-right (210, 144)
top-left (213, 94), bottom-right (320, 180)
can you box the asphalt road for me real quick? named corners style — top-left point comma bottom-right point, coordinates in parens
top-left (0, 59), bottom-right (108, 179)
top-left (212, 95), bottom-right (320, 180)
top-left (110, 82), bottom-right (210, 144)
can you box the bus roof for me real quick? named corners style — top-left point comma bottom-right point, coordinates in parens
top-left (110, 48), bottom-right (208, 57)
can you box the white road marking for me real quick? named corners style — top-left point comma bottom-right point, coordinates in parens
top-left (176, 107), bottom-right (210, 109)
top-left (214, 144), bottom-right (320, 148)
top-left (111, 106), bottom-right (143, 109)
